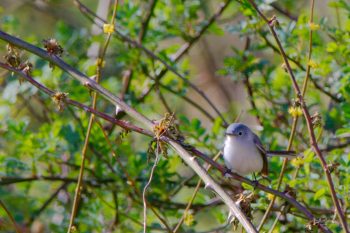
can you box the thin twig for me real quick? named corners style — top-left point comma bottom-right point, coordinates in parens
top-left (28, 183), bottom-right (68, 225)
top-left (267, 205), bottom-right (289, 233)
top-left (67, 1), bottom-right (119, 231)
top-left (321, 140), bottom-right (350, 152)
top-left (160, 83), bottom-right (215, 122)
top-left (0, 175), bottom-right (115, 186)
top-left (115, 0), bottom-right (157, 119)
top-left (241, 37), bottom-right (262, 125)
top-left (0, 199), bottom-right (21, 233)
top-left (138, 0), bottom-right (158, 43)
top-left (93, 120), bottom-right (173, 231)
top-left (257, 117), bottom-right (298, 230)
top-left (156, 85), bottom-right (173, 114)
top-left (173, 152), bottom-right (221, 232)
top-left (95, 191), bottom-right (169, 231)
top-left (259, 32), bottom-right (342, 103)
top-left (143, 147), bottom-right (161, 233)
top-left (107, 0), bottom-right (231, 126)
top-left (270, 2), bottom-right (298, 21)
top-left (66, 105), bottom-right (94, 232)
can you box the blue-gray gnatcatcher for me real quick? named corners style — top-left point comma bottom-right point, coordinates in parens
top-left (223, 123), bottom-right (297, 177)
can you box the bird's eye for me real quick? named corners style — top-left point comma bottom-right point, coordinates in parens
top-left (238, 131), bottom-right (243, 136)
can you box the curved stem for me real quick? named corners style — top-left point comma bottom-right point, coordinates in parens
top-left (142, 149), bottom-right (160, 233)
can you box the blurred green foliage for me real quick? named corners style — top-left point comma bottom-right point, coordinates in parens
top-left (0, 0), bottom-right (349, 232)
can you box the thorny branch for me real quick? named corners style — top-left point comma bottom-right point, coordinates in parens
top-left (259, 0), bottom-right (316, 229)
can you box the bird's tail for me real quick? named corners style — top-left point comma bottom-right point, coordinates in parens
top-left (266, 150), bottom-right (302, 159)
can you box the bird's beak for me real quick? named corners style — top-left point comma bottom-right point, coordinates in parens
top-left (225, 132), bottom-right (237, 136)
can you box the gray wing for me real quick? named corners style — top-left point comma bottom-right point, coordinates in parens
top-left (253, 133), bottom-right (268, 176)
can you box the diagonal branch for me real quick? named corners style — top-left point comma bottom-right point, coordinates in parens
top-left (0, 63), bottom-right (150, 136)
top-left (138, 0), bottom-right (158, 43)
top-left (259, 32), bottom-right (342, 103)
top-left (173, 152), bottom-right (221, 232)
top-left (259, 0), bottom-right (316, 229)
top-left (28, 182), bottom-right (68, 225)
top-left (0, 199), bottom-right (21, 233)
top-left (0, 30), bottom-right (154, 129)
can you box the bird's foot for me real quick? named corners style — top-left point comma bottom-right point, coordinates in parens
top-left (223, 168), bottom-right (232, 178)
top-left (252, 180), bottom-right (259, 189)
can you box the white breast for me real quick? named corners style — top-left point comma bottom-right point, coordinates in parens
top-left (223, 136), bottom-right (263, 175)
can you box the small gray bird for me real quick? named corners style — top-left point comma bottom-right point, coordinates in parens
top-left (223, 123), bottom-right (296, 177)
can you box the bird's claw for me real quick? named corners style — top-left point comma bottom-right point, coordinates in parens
top-left (223, 168), bottom-right (232, 178)
top-left (252, 180), bottom-right (259, 189)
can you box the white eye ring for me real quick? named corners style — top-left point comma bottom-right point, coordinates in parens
top-left (238, 131), bottom-right (243, 136)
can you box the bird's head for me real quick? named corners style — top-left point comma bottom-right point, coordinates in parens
top-left (225, 123), bottom-right (253, 141)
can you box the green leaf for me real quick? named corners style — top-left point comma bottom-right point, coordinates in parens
top-left (242, 182), bottom-right (254, 191)
top-left (191, 118), bottom-right (201, 130)
top-left (208, 22), bottom-right (225, 36)
top-left (212, 118), bottom-right (223, 135)
top-left (314, 188), bottom-right (326, 199)
top-left (336, 128), bottom-right (350, 137)
top-left (326, 42), bottom-right (338, 53)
